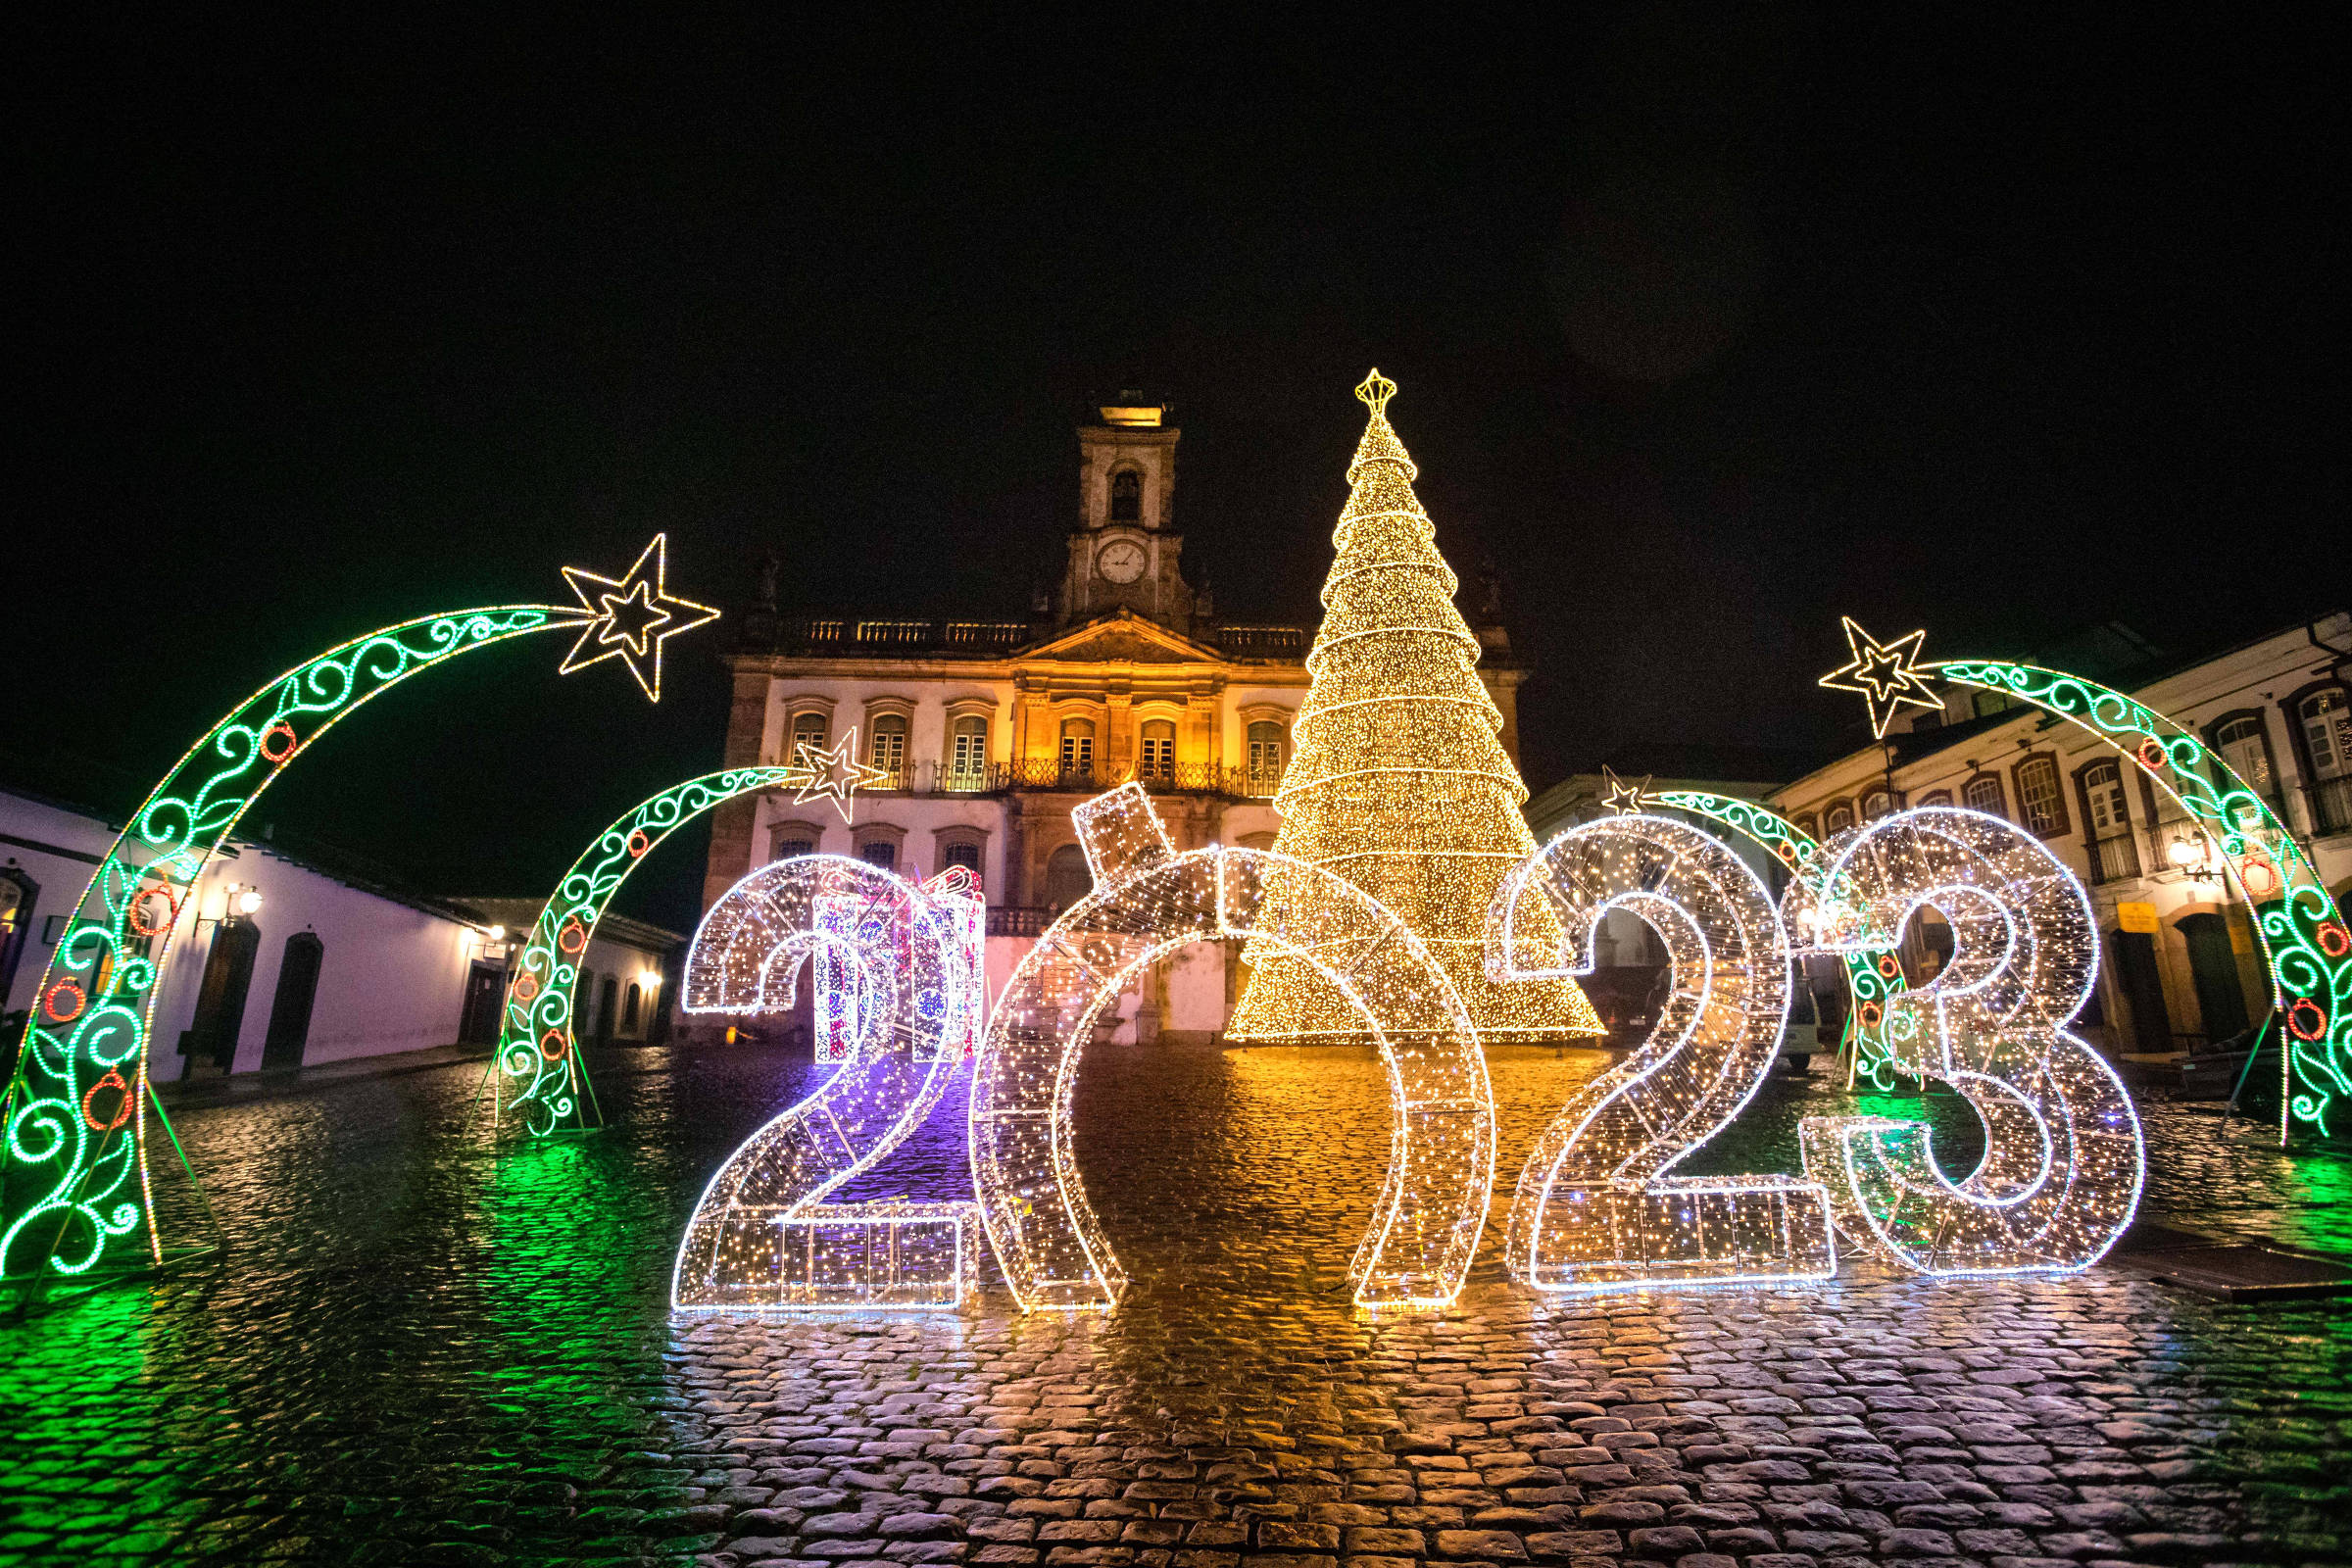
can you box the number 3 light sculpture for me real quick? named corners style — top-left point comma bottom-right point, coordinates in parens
top-left (1786, 807), bottom-right (2144, 1274)
top-left (671, 856), bottom-right (984, 1309)
top-left (1486, 813), bottom-right (1838, 1291)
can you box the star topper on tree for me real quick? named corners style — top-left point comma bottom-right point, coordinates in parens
top-left (559, 533), bottom-right (721, 702)
top-left (1819, 616), bottom-right (1943, 738)
top-left (786, 728), bottom-right (893, 825)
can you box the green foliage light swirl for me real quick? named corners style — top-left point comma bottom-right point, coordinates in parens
top-left (496, 767), bottom-right (801, 1137)
top-left (2, 607), bottom-right (588, 1284)
top-left (1936, 661), bottom-right (2351, 1142)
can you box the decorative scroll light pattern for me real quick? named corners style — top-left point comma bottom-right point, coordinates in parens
top-left (1787, 807), bottom-right (2145, 1274)
top-left (674, 856), bottom-right (983, 1309)
top-left (1485, 813), bottom-right (1837, 1291)
top-left (1933, 661), bottom-right (2349, 1143)
top-left (970, 784), bottom-right (1496, 1311)
top-left (4, 603), bottom-right (593, 1286)
top-left (497, 765), bottom-right (797, 1136)
top-left (1648, 789), bottom-right (1910, 1093)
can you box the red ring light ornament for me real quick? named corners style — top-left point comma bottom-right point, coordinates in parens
top-left (42, 979), bottom-right (86, 1024)
top-left (261, 721), bottom-right (300, 763)
top-left (557, 920), bottom-right (587, 955)
top-left (540, 1030), bottom-right (569, 1060)
top-left (626, 829), bottom-right (651, 858)
top-left (2136, 737), bottom-right (2167, 772)
top-left (513, 971), bottom-right (539, 1003)
top-left (1858, 1000), bottom-right (1884, 1029)
top-left (126, 886), bottom-right (180, 938)
top-left (81, 1069), bottom-right (133, 1134)
top-left (2319, 922), bottom-right (2351, 959)
top-left (2241, 858), bottom-right (2280, 898)
top-left (1876, 954), bottom-right (1901, 980)
top-left (2287, 1000), bottom-right (2328, 1042)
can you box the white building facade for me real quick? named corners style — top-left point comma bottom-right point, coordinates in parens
top-left (1770, 613), bottom-right (2352, 1058)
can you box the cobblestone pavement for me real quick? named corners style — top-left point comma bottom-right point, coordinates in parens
top-left (2, 1042), bottom-right (2347, 1568)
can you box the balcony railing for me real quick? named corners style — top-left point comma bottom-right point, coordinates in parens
top-left (2309, 775), bottom-right (2352, 837)
top-left (806, 757), bottom-right (1279, 799)
top-left (2086, 832), bottom-right (2142, 886)
top-left (986, 906), bottom-right (1054, 938)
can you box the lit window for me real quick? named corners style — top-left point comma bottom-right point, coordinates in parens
top-left (2213, 714), bottom-right (2274, 794)
top-left (2082, 760), bottom-right (2130, 838)
top-left (2300, 689), bottom-right (2347, 780)
top-left (1141, 719), bottom-right (1175, 782)
top-left (949, 716), bottom-right (989, 789)
top-left (1247, 721), bottom-right (1285, 795)
top-left (867, 713), bottom-right (907, 786)
top-left (789, 710), bottom-right (827, 763)
top-left (2015, 756), bottom-right (2065, 837)
top-left (1059, 719), bottom-right (1096, 782)
top-left (1964, 774), bottom-right (2005, 818)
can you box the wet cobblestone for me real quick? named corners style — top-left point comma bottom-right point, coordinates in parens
top-left (2, 1043), bottom-right (2348, 1567)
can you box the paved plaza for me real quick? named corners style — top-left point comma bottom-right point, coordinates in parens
top-left (3, 1043), bottom-right (2348, 1568)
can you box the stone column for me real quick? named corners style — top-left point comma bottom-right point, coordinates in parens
top-left (702, 668), bottom-right (771, 914)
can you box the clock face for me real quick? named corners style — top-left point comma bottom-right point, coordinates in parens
top-left (1097, 539), bottom-right (1147, 584)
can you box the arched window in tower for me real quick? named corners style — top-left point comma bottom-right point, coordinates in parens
top-left (1059, 718), bottom-right (1096, 784)
top-left (867, 713), bottom-right (907, 787)
top-left (1140, 719), bottom-right (1175, 783)
top-left (1247, 721), bottom-right (1286, 797)
top-left (1109, 468), bottom-right (1142, 522)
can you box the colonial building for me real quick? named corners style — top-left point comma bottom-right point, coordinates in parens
top-left (1770, 612), bottom-right (2352, 1060)
top-left (701, 396), bottom-right (1535, 1041)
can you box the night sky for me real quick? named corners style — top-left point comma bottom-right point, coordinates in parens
top-left (13, 13), bottom-right (2343, 934)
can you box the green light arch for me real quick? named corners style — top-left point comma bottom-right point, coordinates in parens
top-left (1642, 791), bottom-right (1911, 1092)
top-left (493, 766), bottom-right (800, 1136)
top-left (3, 605), bottom-right (590, 1288)
top-left (1934, 661), bottom-right (2350, 1142)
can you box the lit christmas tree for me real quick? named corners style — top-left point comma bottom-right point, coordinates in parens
top-left (1227, 371), bottom-right (1605, 1044)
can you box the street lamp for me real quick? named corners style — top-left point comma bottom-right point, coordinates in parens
top-left (2168, 831), bottom-right (2223, 883)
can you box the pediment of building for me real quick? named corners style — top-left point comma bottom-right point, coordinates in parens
top-left (1022, 611), bottom-right (1217, 665)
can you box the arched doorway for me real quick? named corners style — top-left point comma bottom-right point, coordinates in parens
top-left (261, 932), bottom-right (324, 1070)
top-left (185, 920), bottom-right (263, 1076)
top-left (1043, 843), bottom-right (1091, 911)
top-left (2178, 911), bottom-right (2251, 1043)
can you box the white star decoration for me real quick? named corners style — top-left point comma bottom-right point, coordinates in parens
top-left (559, 533), bottom-right (721, 702)
top-left (1819, 615), bottom-right (1943, 739)
top-left (785, 729), bottom-right (893, 825)
top-left (1599, 765), bottom-right (1652, 816)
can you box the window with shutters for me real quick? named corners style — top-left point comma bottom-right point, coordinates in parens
top-left (1059, 718), bottom-right (1096, 783)
top-left (1824, 802), bottom-right (1854, 836)
top-left (1247, 721), bottom-right (1285, 796)
top-left (788, 710), bottom-right (828, 765)
top-left (1140, 719), bottom-right (1175, 782)
top-left (2013, 754), bottom-right (2067, 838)
top-left (948, 716), bottom-right (989, 790)
top-left (866, 713), bottom-right (907, 787)
top-left (1964, 773), bottom-right (2006, 819)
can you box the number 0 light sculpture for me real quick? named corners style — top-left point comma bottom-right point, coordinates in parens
top-left (1787, 807), bottom-right (2144, 1274)
top-left (1486, 813), bottom-right (1837, 1291)
top-left (672, 856), bottom-right (983, 1309)
top-left (970, 784), bottom-right (1495, 1310)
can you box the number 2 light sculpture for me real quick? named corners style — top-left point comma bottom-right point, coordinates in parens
top-left (1786, 807), bottom-right (2144, 1273)
top-left (1485, 813), bottom-right (1838, 1291)
top-left (971, 785), bottom-right (1496, 1310)
top-left (3, 536), bottom-right (714, 1295)
top-left (672, 856), bottom-right (984, 1309)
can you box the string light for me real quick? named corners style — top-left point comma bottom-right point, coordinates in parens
top-left (496, 765), bottom-right (799, 1137)
top-left (3, 601), bottom-right (598, 1285)
top-left (1787, 807), bottom-right (2144, 1274)
top-left (674, 855), bottom-right (982, 1310)
top-left (1485, 813), bottom-right (1837, 1291)
top-left (970, 783), bottom-right (1497, 1310)
top-left (1648, 789), bottom-right (1911, 1093)
top-left (1227, 371), bottom-right (1604, 1046)
top-left (557, 533), bottom-right (720, 703)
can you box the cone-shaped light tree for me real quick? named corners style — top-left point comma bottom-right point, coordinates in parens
top-left (1227, 371), bottom-right (1605, 1044)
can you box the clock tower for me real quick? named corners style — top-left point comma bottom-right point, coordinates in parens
top-left (1058, 394), bottom-right (1195, 631)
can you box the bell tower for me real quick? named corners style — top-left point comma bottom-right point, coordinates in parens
top-left (1060, 393), bottom-right (1193, 630)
